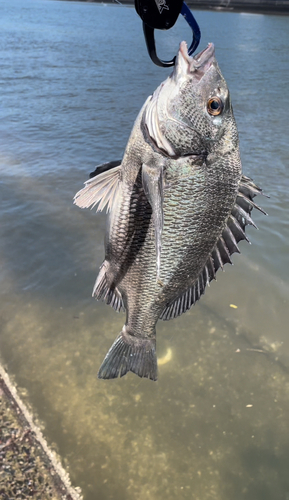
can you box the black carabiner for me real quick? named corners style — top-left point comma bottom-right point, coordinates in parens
top-left (140, 2), bottom-right (201, 68)
top-left (135, 0), bottom-right (184, 30)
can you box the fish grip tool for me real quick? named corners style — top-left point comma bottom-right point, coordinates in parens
top-left (134, 0), bottom-right (201, 67)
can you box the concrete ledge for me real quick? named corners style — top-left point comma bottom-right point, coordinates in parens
top-left (0, 365), bottom-right (82, 500)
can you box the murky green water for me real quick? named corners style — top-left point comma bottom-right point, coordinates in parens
top-left (0, 1), bottom-right (288, 499)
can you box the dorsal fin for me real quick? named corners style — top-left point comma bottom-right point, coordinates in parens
top-left (74, 163), bottom-right (121, 213)
top-left (160, 175), bottom-right (266, 321)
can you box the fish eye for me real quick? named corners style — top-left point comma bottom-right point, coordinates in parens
top-left (207, 97), bottom-right (223, 116)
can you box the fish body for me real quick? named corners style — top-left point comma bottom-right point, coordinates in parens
top-left (74, 42), bottom-right (265, 381)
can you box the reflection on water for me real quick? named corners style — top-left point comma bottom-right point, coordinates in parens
top-left (0, 1), bottom-right (288, 499)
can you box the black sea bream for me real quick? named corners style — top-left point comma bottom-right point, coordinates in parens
top-left (74, 42), bottom-right (265, 381)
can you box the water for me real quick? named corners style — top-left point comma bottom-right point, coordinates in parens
top-left (0, 0), bottom-right (288, 498)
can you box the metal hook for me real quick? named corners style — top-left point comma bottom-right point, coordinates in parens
top-left (142, 2), bottom-right (201, 68)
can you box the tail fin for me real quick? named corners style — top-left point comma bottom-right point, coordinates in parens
top-left (98, 328), bottom-right (157, 381)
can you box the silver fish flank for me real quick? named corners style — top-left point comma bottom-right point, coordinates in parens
top-left (74, 42), bottom-right (266, 381)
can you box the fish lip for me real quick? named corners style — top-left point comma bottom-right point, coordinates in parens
top-left (175, 41), bottom-right (215, 79)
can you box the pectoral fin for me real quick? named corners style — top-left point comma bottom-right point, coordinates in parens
top-left (74, 163), bottom-right (121, 213)
top-left (142, 163), bottom-right (164, 281)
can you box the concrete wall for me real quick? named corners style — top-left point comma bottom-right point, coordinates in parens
top-left (106, 0), bottom-right (289, 15)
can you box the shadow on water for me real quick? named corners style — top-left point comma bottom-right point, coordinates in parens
top-left (223, 442), bottom-right (289, 500)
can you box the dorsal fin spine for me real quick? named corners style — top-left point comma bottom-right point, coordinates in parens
top-left (228, 215), bottom-right (250, 243)
top-left (208, 256), bottom-right (216, 280)
top-left (233, 205), bottom-right (258, 228)
top-left (237, 193), bottom-right (267, 215)
top-left (223, 226), bottom-right (240, 254)
top-left (213, 246), bottom-right (223, 270)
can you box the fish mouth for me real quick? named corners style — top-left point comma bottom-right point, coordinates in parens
top-left (174, 41), bottom-right (215, 80)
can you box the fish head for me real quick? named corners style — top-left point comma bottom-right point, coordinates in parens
top-left (144, 42), bottom-right (238, 158)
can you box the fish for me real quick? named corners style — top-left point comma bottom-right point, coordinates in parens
top-left (74, 41), bottom-right (266, 381)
